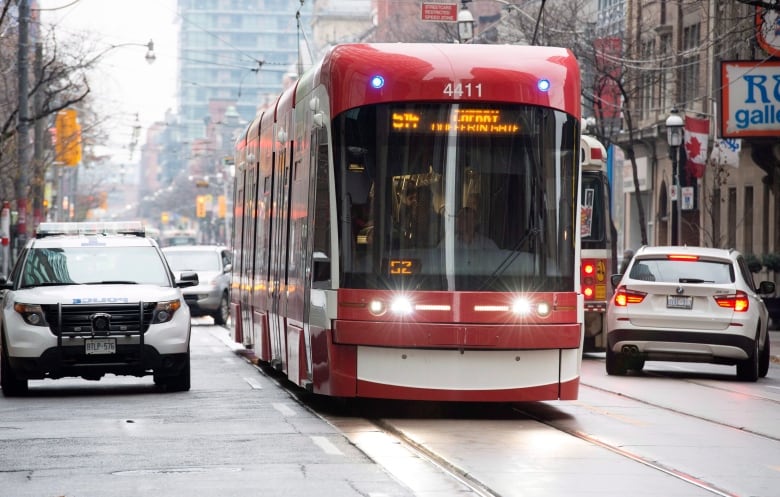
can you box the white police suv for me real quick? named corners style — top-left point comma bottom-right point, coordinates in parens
top-left (0, 222), bottom-right (198, 396)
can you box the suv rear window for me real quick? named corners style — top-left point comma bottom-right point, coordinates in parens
top-left (629, 259), bottom-right (734, 284)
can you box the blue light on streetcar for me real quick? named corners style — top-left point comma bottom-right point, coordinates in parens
top-left (370, 75), bottom-right (385, 89)
top-left (537, 78), bottom-right (551, 92)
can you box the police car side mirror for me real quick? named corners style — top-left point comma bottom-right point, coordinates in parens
top-left (176, 271), bottom-right (199, 288)
top-left (223, 263), bottom-right (232, 274)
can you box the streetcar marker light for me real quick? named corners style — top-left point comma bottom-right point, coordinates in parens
top-left (537, 302), bottom-right (551, 317)
top-left (370, 75), bottom-right (385, 89)
top-left (537, 79), bottom-right (551, 92)
top-left (368, 300), bottom-right (385, 315)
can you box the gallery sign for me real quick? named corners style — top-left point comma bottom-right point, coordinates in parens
top-left (720, 60), bottom-right (780, 138)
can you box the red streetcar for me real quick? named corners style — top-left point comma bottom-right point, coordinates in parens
top-left (231, 43), bottom-right (585, 401)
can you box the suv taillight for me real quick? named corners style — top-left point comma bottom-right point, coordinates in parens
top-left (714, 291), bottom-right (749, 312)
top-left (613, 286), bottom-right (646, 306)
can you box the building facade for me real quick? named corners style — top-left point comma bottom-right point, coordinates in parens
top-left (615, 0), bottom-right (779, 273)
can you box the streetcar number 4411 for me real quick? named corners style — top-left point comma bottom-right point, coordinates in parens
top-left (443, 83), bottom-right (482, 98)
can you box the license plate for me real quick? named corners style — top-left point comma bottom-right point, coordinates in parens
top-left (667, 295), bottom-right (693, 309)
top-left (85, 338), bottom-right (116, 355)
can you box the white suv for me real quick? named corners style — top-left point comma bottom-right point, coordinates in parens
top-left (0, 222), bottom-right (198, 396)
top-left (606, 245), bottom-right (775, 381)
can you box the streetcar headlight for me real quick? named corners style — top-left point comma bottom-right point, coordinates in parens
top-left (390, 296), bottom-right (413, 315)
top-left (512, 298), bottom-right (532, 315)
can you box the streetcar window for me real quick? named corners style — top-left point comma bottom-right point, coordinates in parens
top-left (332, 103), bottom-right (578, 292)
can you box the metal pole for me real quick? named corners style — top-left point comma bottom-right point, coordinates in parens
top-left (673, 146), bottom-right (682, 246)
top-left (16, 0), bottom-right (30, 244)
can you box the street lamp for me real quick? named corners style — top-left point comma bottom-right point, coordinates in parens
top-left (457, 1), bottom-right (475, 43)
top-left (665, 108), bottom-right (684, 246)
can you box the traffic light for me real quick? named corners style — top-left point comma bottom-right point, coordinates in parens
top-left (196, 196), bottom-right (207, 218)
top-left (54, 109), bottom-right (82, 166)
top-left (217, 195), bottom-right (226, 218)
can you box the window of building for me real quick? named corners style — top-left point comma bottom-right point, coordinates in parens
top-left (640, 38), bottom-right (655, 120)
top-left (681, 23), bottom-right (701, 107)
top-left (743, 186), bottom-right (753, 254)
top-left (659, 33), bottom-right (671, 113)
top-left (727, 186), bottom-right (737, 248)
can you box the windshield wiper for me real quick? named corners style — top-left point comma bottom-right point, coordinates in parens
top-left (83, 280), bottom-right (139, 285)
top-left (678, 278), bottom-right (714, 283)
top-left (479, 228), bottom-right (542, 291)
top-left (20, 281), bottom-right (79, 289)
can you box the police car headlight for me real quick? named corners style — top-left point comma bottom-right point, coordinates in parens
top-left (14, 303), bottom-right (49, 326)
top-left (153, 299), bottom-right (182, 323)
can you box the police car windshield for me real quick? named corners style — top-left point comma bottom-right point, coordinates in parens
top-left (20, 246), bottom-right (170, 288)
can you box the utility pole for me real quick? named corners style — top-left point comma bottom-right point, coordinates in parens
top-left (33, 41), bottom-right (45, 226)
top-left (16, 0), bottom-right (31, 245)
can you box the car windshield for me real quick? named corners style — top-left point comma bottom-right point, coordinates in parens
top-left (165, 251), bottom-right (220, 272)
top-left (20, 246), bottom-right (170, 287)
top-left (629, 258), bottom-right (734, 284)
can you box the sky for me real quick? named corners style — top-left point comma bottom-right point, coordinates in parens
top-left (38, 0), bottom-right (179, 161)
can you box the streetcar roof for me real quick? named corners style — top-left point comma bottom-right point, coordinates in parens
top-left (306, 43), bottom-right (581, 119)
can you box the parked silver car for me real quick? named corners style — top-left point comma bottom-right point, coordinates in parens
top-left (163, 245), bottom-right (232, 325)
top-left (606, 245), bottom-right (775, 381)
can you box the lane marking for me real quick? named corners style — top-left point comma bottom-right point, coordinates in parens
top-left (272, 403), bottom-right (296, 416)
top-left (311, 436), bottom-right (343, 455)
top-left (243, 377), bottom-right (263, 389)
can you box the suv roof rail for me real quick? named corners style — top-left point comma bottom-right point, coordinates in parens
top-left (37, 221), bottom-right (147, 238)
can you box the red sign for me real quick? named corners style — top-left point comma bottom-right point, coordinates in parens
top-left (421, 1), bottom-right (457, 22)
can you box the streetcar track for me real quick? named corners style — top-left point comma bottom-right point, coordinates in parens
top-left (580, 379), bottom-right (780, 443)
top-left (369, 418), bottom-right (500, 497)
top-left (235, 340), bottom-right (776, 496)
top-left (512, 404), bottom-right (740, 497)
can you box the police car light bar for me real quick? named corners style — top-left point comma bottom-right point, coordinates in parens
top-left (36, 221), bottom-right (147, 238)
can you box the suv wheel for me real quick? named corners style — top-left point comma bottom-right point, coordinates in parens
top-left (1, 343), bottom-right (28, 397)
top-left (605, 346), bottom-right (627, 376)
top-left (213, 293), bottom-right (229, 326)
top-left (736, 330), bottom-right (760, 382)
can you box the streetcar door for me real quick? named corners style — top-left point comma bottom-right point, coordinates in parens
top-left (268, 133), bottom-right (292, 371)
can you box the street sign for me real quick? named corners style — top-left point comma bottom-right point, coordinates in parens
top-left (421, 0), bottom-right (457, 22)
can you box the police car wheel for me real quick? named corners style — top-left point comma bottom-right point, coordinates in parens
top-left (154, 351), bottom-right (191, 392)
top-left (1, 342), bottom-right (28, 397)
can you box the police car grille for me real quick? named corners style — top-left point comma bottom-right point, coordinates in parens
top-left (42, 303), bottom-right (156, 336)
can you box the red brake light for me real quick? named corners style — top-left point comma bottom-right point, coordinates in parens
top-left (667, 254), bottom-right (700, 261)
top-left (583, 286), bottom-right (594, 298)
top-left (614, 286), bottom-right (646, 306)
top-left (714, 291), bottom-right (749, 312)
top-left (583, 263), bottom-right (595, 275)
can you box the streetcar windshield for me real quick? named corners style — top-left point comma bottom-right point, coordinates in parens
top-left (333, 103), bottom-right (578, 291)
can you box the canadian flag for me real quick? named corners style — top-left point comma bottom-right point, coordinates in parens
top-left (684, 116), bottom-right (709, 179)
